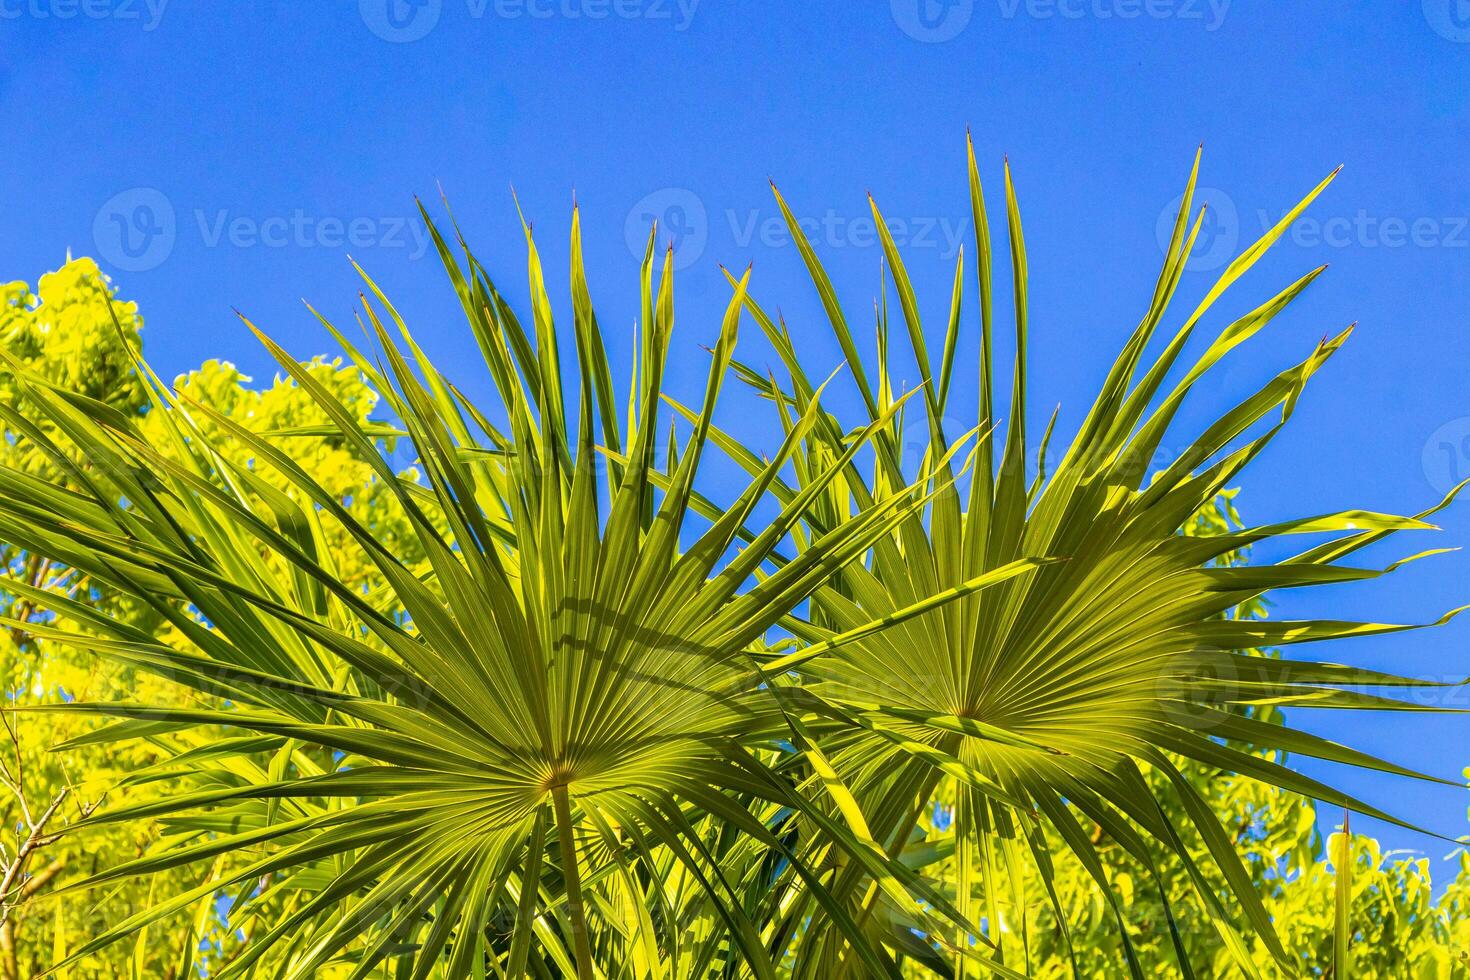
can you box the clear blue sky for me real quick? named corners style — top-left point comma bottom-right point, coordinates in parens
top-left (4, 2), bottom-right (1469, 871)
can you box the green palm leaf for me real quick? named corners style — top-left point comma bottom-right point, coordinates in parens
top-left (703, 138), bottom-right (1467, 976)
top-left (0, 207), bottom-right (1029, 978)
top-left (0, 144), bottom-right (1460, 978)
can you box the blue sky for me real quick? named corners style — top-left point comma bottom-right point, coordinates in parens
top-left (3, 2), bottom-right (1469, 871)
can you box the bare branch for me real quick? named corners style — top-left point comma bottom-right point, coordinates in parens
top-left (0, 788), bottom-right (69, 929)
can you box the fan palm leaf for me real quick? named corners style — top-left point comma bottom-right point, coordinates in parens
top-left (683, 138), bottom-right (1468, 977)
top-left (0, 206), bottom-right (1039, 977)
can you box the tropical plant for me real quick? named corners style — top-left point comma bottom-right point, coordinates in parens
top-left (915, 500), bottom-right (1470, 977)
top-left (682, 137), bottom-right (1470, 977)
top-left (0, 143), bottom-right (1464, 977)
top-left (0, 260), bottom-right (433, 978)
top-left (0, 259), bottom-right (209, 980)
top-left (0, 258), bottom-right (449, 978)
top-left (0, 215), bottom-right (1042, 979)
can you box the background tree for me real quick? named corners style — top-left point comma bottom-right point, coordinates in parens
top-left (0, 258), bottom-right (422, 978)
top-left (0, 258), bottom-right (167, 980)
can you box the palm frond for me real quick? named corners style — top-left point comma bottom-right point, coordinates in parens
top-left (704, 138), bottom-right (1466, 976)
top-left (0, 207), bottom-right (1030, 978)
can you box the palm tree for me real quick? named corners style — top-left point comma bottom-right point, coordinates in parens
top-left (0, 142), bottom-right (1460, 977)
top-left (681, 137), bottom-right (1466, 977)
top-left (0, 204), bottom-right (1043, 978)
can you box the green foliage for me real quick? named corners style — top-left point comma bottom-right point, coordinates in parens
top-left (0, 146), bottom-right (1467, 978)
top-left (0, 260), bottom-right (427, 978)
top-left (896, 502), bottom-right (1470, 978)
top-left (0, 258), bottom-right (146, 423)
top-left (0, 258), bottom-right (171, 980)
top-left (698, 144), bottom-right (1469, 977)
